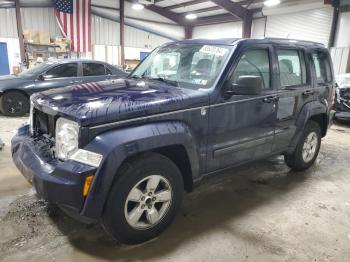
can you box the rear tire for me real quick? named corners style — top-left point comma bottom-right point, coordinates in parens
top-left (102, 153), bottom-right (184, 245)
top-left (284, 120), bottom-right (321, 171)
top-left (0, 91), bottom-right (29, 117)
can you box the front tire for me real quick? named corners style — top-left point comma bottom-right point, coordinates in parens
top-left (0, 91), bottom-right (29, 117)
top-left (284, 120), bottom-right (321, 171)
top-left (103, 153), bottom-right (184, 245)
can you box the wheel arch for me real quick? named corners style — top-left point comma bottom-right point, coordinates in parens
top-left (80, 121), bottom-right (199, 219)
top-left (0, 89), bottom-right (30, 99)
top-left (289, 100), bottom-right (329, 151)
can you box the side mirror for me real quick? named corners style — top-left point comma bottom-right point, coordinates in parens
top-left (226, 75), bottom-right (262, 96)
top-left (38, 74), bottom-right (45, 81)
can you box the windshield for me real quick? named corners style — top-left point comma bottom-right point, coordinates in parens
top-left (131, 43), bottom-right (233, 89)
top-left (18, 62), bottom-right (52, 77)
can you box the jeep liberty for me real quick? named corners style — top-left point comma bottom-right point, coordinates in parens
top-left (12, 38), bottom-right (335, 244)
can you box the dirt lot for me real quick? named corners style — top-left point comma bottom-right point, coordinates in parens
top-left (1, 115), bottom-right (350, 262)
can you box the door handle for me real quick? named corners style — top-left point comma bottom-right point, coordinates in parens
top-left (303, 90), bottom-right (315, 96)
top-left (70, 80), bottom-right (82, 84)
top-left (262, 96), bottom-right (279, 103)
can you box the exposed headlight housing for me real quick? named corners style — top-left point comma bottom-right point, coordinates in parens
top-left (55, 117), bottom-right (79, 160)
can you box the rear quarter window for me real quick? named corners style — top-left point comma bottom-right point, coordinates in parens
top-left (311, 51), bottom-right (332, 83)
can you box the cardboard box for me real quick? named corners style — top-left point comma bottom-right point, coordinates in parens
top-left (12, 66), bottom-right (21, 75)
top-left (55, 46), bottom-right (68, 53)
top-left (39, 31), bottom-right (50, 45)
top-left (23, 29), bottom-right (39, 44)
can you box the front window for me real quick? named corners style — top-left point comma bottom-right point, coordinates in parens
top-left (230, 49), bottom-right (270, 89)
top-left (18, 62), bottom-right (52, 77)
top-left (44, 63), bottom-right (78, 79)
top-left (130, 44), bottom-right (233, 89)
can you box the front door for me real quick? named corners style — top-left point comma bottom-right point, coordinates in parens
top-left (207, 46), bottom-right (277, 172)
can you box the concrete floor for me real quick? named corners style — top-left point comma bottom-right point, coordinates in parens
top-left (1, 115), bottom-right (350, 262)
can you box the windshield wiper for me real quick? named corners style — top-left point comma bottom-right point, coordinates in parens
top-left (146, 77), bottom-right (179, 87)
top-left (129, 75), bottom-right (142, 79)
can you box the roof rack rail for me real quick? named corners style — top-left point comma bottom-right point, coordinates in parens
top-left (263, 37), bottom-right (324, 46)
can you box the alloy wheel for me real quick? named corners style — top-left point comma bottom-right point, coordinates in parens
top-left (124, 175), bottom-right (172, 230)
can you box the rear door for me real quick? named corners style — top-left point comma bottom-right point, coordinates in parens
top-left (273, 46), bottom-right (314, 152)
top-left (34, 62), bottom-right (81, 92)
top-left (310, 49), bottom-right (334, 110)
top-left (81, 62), bottom-right (114, 83)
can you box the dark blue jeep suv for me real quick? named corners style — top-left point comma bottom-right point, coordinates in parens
top-left (12, 38), bottom-right (335, 244)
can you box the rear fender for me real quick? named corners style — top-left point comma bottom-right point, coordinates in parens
top-left (288, 100), bottom-right (328, 151)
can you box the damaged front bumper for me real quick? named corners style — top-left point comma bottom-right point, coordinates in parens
top-left (11, 125), bottom-right (97, 222)
top-left (334, 88), bottom-right (350, 119)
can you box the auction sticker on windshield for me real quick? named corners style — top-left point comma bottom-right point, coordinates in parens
top-left (200, 45), bottom-right (228, 57)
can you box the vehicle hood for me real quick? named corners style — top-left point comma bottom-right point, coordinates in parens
top-left (32, 79), bottom-right (209, 126)
top-left (0, 74), bottom-right (33, 91)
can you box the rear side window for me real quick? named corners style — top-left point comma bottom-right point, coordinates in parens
top-left (312, 51), bottom-right (332, 83)
top-left (44, 63), bottom-right (77, 79)
top-left (231, 49), bottom-right (270, 89)
top-left (106, 67), bottom-right (112, 75)
top-left (83, 63), bottom-right (107, 76)
top-left (277, 49), bottom-right (307, 87)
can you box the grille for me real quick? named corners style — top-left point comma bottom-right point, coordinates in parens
top-left (33, 109), bottom-right (56, 137)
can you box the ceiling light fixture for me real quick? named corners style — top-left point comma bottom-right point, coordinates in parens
top-left (264, 0), bottom-right (281, 7)
top-left (132, 3), bottom-right (144, 10)
top-left (185, 13), bottom-right (197, 20)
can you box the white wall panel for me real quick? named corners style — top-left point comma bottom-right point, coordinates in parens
top-left (21, 7), bottom-right (61, 37)
top-left (125, 25), bottom-right (170, 49)
top-left (107, 46), bottom-right (119, 65)
top-left (330, 47), bottom-right (350, 75)
top-left (92, 15), bottom-right (119, 45)
top-left (251, 18), bottom-right (266, 39)
top-left (265, 7), bottom-right (333, 46)
top-left (0, 9), bottom-right (17, 38)
top-left (193, 21), bottom-right (242, 39)
top-left (92, 15), bottom-right (170, 48)
top-left (334, 12), bottom-right (350, 48)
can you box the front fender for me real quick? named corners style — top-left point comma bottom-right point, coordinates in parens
top-left (81, 121), bottom-right (199, 219)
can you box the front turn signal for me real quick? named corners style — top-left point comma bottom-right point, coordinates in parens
top-left (83, 175), bottom-right (94, 197)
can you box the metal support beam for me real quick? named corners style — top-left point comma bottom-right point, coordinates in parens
top-left (166, 0), bottom-right (209, 10)
top-left (194, 13), bottom-right (239, 26)
top-left (144, 4), bottom-right (185, 25)
top-left (120, 0), bottom-right (125, 66)
top-left (210, 0), bottom-right (247, 20)
top-left (328, 4), bottom-right (340, 47)
top-left (242, 11), bottom-right (252, 38)
top-left (185, 25), bottom-right (193, 39)
top-left (14, 0), bottom-right (25, 64)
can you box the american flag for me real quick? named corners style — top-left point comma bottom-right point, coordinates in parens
top-left (53, 0), bottom-right (91, 53)
top-left (73, 82), bottom-right (104, 93)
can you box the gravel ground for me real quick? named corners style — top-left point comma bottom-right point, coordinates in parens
top-left (0, 115), bottom-right (350, 262)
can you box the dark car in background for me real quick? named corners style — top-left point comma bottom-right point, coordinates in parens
top-left (334, 74), bottom-right (350, 120)
top-left (0, 59), bottom-right (127, 116)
